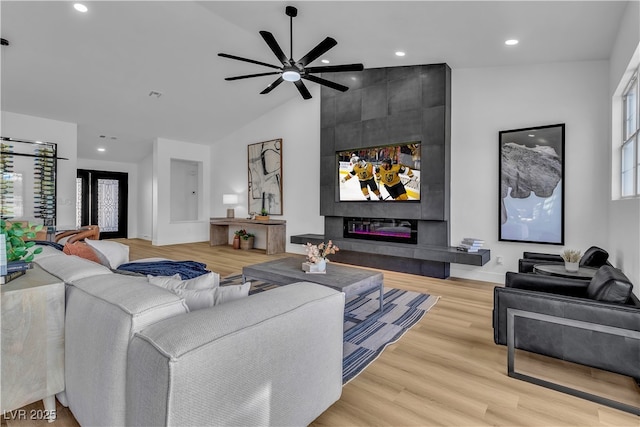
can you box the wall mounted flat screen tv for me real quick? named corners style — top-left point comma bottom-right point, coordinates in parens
top-left (337, 141), bottom-right (420, 201)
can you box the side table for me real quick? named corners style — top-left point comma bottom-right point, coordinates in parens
top-left (533, 263), bottom-right (598, 280)
top-left (1, 264), bottom-right (65, 422)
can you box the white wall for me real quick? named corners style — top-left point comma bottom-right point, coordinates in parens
top-left (210, 86), bottom-right (322, 252)
top-left (1, 111), bottom-right (77, 226)
top-left (77, 158), bottom-right (139, 238)
top-left (137, 154), bottom-right (153, 240)
top-left (450, 61), bottom-right (610, 283)
top-left (608, 0), bottom-right (640, 294)
top-left (169, 159), bottom-right (199, 222)
top-left (153, 137), bottom-right (210, 245)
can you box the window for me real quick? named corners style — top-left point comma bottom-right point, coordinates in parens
top-left (622, 68), bottom-right (639, 196)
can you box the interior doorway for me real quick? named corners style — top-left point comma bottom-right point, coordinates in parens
top-left (77, 169), bottom-right (128, 239)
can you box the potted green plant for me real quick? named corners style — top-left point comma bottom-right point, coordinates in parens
top-left (235, 229), bottom-right (255, 250)
top-left (256, 208), bottom-right (270, 221)
top-left (1, 220), bottom-right (44, 263)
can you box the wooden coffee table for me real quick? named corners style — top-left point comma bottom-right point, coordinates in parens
top-left (242, 257), bottom-right (384, 314)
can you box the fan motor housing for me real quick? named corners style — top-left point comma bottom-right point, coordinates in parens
top-left (285, 6), bottom-right (297, 17)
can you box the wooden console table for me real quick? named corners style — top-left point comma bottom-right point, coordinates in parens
top-left (210, 218), bottom-right (286, 255)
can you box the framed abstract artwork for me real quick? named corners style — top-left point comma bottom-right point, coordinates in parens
top-left (248, 139), bottom-right (283, 215)
top-left (499, 123), bottom-right (565, 244)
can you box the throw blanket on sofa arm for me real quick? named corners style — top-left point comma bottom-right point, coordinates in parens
top-left (117, 260), bottom-right (210, 279)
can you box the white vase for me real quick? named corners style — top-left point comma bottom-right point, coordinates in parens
top-left (565, 261), bottom-right (579, 272)
top-left (315, 258), bottom-right (327, 272)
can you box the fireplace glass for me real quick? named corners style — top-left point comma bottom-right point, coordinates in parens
top-left (343, 217), bottom-right (417, 244)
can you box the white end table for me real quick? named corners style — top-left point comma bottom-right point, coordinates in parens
top-left (1, 264), bottom-right (65, 422)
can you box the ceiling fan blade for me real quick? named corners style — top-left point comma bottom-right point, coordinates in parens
top-left (297, 37), bottom-right (337, 67)
top-left (218, 53), bottom-right (282, 70)
top-left (225, 72), bottom-right (282, 81)
top-left (260, 77), bottom-right (284, 94)
top-left (259, 31), bottom-right (289, 65)
top-left (294, 80), bottom-right (312, 99)
top-left (302, 74), bottom-right (349, 92)
top-left (305, 63), bottom-right (364, 73)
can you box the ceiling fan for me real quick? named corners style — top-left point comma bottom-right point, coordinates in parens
top-left (218, 6), bottom-right (364, 100)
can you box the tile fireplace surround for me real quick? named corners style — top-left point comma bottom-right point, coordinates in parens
top-left (307, 63), bottom-right (487, 278)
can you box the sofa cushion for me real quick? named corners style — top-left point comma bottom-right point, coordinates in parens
top-left (587, 265), bottom-right (633, 303)
top-left (34, 244), bottom-right (66, 260)
top-left (36, 253), bottom-right (113, 282)
top-left (579, 246), bottom-right (609, 267)
top-left (85, 239), bottom-right (130, 269)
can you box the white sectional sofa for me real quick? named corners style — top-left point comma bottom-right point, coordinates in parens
top-left (34, 246), bottom-right (345, 426)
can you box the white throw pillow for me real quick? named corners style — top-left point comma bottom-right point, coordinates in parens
top-left (85, 239), bottom-right (130, 269)
top-left (173, 288), bottom-right (216, 312)
top-left (146, 274), bottom-right (248, 311)
top-left (214, 282), bottom-right (251, 305)
top-left (147, 272), bottom-right (219, 291)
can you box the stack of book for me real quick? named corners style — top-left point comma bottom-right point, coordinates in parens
top-left (1, 260), bottom-right (33, 285)
top-left (456, 237), bottom-right (484, 253)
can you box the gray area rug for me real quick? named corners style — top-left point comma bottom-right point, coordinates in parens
top-left (222, 274), bottom-right (439, 384)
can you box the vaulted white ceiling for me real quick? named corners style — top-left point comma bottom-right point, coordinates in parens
top-left (0, 1), bottom-right (629, 163)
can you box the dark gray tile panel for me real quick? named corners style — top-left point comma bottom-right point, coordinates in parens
top-left (362, 68), bottom-right (387, 87)
top-left (362, 83), bottom-right (387, 121)
top-left (389, 77), bottom-right (421, 115)
top-left (387, 110), bottom-right (422, 142)
top-left (335, 89), bottom-right (363, 125)
top-left (421, 64), bottom-right (447, 108)
top-left (334, 122), bottom-right (362, 150)
top-left (361, 117), bottom-right (389, 147)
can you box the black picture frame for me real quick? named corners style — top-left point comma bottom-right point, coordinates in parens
top-left (499, 123), bottom-right (565, 245)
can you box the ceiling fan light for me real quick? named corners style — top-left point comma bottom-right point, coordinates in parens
top-left (282, 70), bottom-right (301, 82)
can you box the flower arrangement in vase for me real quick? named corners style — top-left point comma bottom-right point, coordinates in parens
top-left (303, 241), bottom-right (339, 273)
top-left (561, 248), bottom-right (581, 272)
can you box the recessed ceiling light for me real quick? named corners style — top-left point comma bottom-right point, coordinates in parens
top-left (395, 51), bottom-right (406, 57)
top-left (528, 134), bottom-right (535, 137)
top-left (321, 59), bottom-right (330, 64)
top-left (97, 147), bottom-right (106, 152)
top-left (505, 39), bottom-right (519, 46)
top-left (74, 3), bottom-right (88, 13)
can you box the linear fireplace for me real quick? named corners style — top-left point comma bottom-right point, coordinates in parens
top-left (343, 217), bottom-right (418, 244)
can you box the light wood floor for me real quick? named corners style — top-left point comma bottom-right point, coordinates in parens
top-left (4, 239), bottom-right (639, 426)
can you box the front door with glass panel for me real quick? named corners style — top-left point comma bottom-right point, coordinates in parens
top-left (77, 169), bottom-right (128, 239)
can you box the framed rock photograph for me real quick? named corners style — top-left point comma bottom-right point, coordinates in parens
top-left (248, 139), bottom-right (283, 215)
top-left (499, 123), bottom-right (565, 244)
